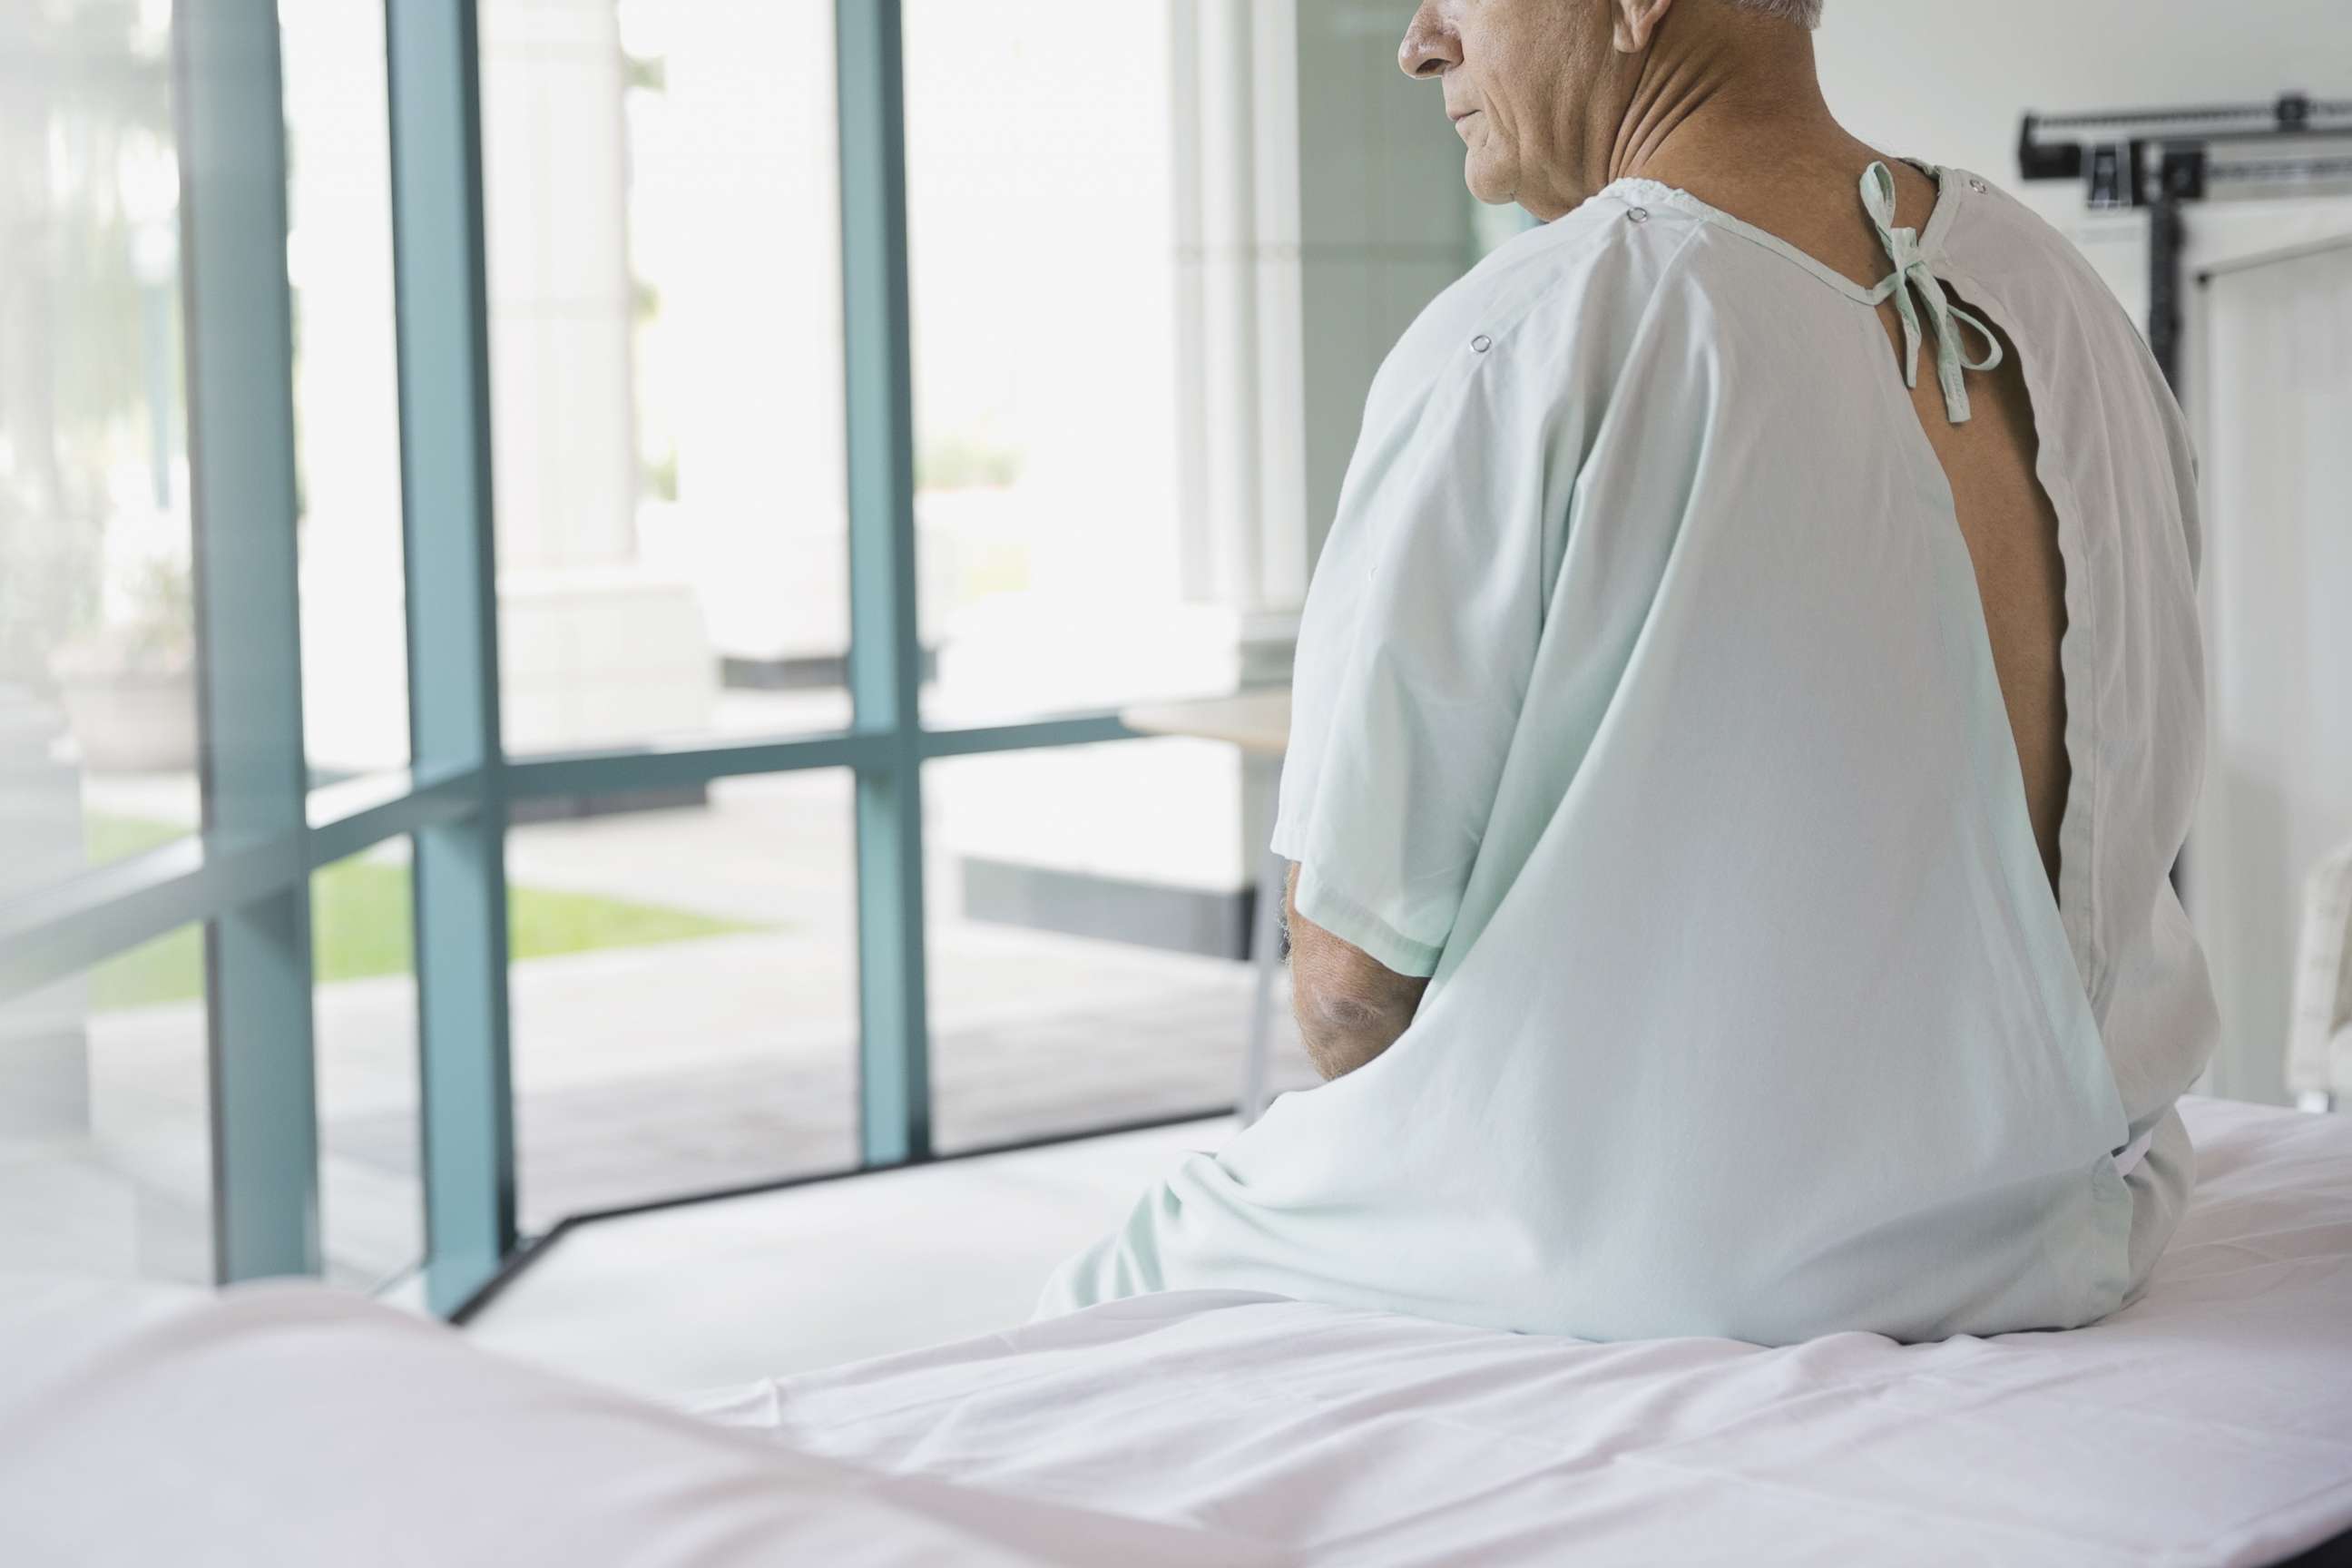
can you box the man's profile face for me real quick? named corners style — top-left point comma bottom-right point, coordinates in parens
top-left (1398, 0), bottom-right (1625, 219)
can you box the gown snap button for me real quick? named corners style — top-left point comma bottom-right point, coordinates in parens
top-left (1471, 334), bottom-right (1492, 353)
top-left (1966, 176), bottom-right (1988, 193)
top-left (1626, 205), bottom-right (1650, 223)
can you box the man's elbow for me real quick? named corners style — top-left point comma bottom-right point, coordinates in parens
top-left (1283, 865), bottom-right (1427, 1080)
top-left (1295, 981), bottom-right (1415, 1080)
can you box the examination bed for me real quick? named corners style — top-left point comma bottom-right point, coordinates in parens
top-left (4, 1094), bottom-right (2348, 1565)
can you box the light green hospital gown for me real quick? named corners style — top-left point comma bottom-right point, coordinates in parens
top-left (1039, 164), bottom-right (2217, 1346)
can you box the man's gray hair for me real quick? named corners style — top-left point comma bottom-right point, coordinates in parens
top-left (1729, 0), bottom-right (1824, 26)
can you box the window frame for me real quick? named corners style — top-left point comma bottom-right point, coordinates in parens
top-left (0, 0), bottom-right (1174, 1318)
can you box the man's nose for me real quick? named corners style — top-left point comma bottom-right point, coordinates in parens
top-left (1397, 3), bottom-right (1458, 78)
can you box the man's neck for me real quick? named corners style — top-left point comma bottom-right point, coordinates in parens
top-left (1575, 17), bottom-right (1938, 274)
top-left (1597, 24), bottom-right (1864, 215)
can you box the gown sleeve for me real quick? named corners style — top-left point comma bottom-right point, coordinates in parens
top-left (1270, 328), bottom-right (1555, 978)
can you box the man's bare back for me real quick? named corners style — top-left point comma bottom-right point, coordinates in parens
top-left (1703, 153), bottom-right (2072, 891)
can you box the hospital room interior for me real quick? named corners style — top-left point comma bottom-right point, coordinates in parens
top-left (3, 0), bottom-right (2349, 1561)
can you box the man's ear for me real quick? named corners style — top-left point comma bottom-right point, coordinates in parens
top-left (1612, 0), bottom-right (1678, 53)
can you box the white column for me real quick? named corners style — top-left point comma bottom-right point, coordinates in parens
top-left (634, 1), bottom-right (848, 668)
top-left (1172, 0), bottom-right (1302, 615)
top-left (476, 0), bottom-right (715, 754)
top-left (281, 4), bottom-right (408, 775)
top-left (479, 0), bottom-right (636, 573)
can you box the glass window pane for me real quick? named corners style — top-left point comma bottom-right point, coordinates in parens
top-left (926, 740), bottom-right (1315, 1152)
top-left (0, 922), bottom-right (214, 1285)
top-left (282, 1), bottom-right (411, 783)
top-left (478, 0), bottom-right (850, 758)
top-left (905, 3), bottom-right (1242, 725)
top-left (508, 771), bottom-right (858, 1230)
top-left (312, 848), bottom-right (423, 1292)
top-left (0, 5), bottom-right (203, 899)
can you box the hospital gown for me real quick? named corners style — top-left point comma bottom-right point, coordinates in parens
top-left (1039, 164), bottom-right (2217, 1346)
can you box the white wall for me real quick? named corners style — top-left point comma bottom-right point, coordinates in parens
top-left (1818, 2), bottom-right (2352, 316)
top-left (1814, 0), bottom-right (2351, 208)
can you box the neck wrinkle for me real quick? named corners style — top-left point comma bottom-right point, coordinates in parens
top-left (1604, 30), bottom-right (1838, 195)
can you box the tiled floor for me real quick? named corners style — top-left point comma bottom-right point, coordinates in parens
top-left (463, 1114), bottom-right (1236, 1396)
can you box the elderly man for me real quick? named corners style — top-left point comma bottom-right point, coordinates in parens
top-left (1042, 0), bottom-right (2212, 1345)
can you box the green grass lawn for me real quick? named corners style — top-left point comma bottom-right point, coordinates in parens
top-left (86, 815), bottom-right (767, 1013)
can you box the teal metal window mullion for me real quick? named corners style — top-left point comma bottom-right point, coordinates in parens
top-left (838, 0), bottom-right (933, 1167)
top-left (385, 0), bottom-right (516, 1316)
top-left (173, 0), bottom-right (321, 1283)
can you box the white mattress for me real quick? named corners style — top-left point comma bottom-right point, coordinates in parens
top-left (700, 1095), bottom-right (2352, 1567)
top-left (2, 1096), bottom-right (2346, 1567)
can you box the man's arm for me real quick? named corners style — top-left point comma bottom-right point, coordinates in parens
top-left (1284, 863), bottom-right (1430, 1080)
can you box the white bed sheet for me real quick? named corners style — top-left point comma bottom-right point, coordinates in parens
top-left (2, 1096), bottom-right (2343, 1566)
top-left (700, 1096), bottom-right (2352, 1568)
top-left (0, 1275), bottom-right (1283, 1567)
